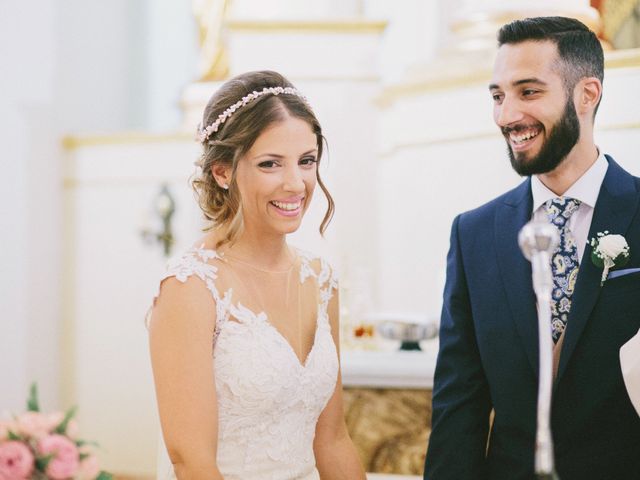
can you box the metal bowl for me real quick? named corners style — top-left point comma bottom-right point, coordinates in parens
top-left (368, 314), bottom-right (439, 351)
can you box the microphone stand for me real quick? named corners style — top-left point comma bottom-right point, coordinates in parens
top-left (518, 221), bottom-right (561, 480)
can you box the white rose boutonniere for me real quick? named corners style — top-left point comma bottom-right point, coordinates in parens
top-left (590, 231), bottom-right (631, 285)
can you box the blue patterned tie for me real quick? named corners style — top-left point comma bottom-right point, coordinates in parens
top-left (545, 197), bottom-right (581, 343)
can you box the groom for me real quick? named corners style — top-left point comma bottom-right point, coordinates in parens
top-left (424, 16), bottom-right (640, 480)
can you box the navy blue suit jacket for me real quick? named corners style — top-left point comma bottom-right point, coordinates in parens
top-left (424, 156), bottom-right (640, 480)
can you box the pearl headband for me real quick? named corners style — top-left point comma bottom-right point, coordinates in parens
top-left (197, 86), bottom-right (306, 144)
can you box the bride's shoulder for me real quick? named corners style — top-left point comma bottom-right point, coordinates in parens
top-left (163, 240), bottom-right (223, 284)
top-left (149, 240), bottom-right (222, 325)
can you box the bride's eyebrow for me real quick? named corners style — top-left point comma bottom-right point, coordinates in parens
top-left (253, 153), bottom-right (285, 159)
top-left (253, 149), bottom-right (318, 160)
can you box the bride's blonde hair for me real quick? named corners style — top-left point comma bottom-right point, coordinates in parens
top-left (192, 70), bottom-right (334, 248)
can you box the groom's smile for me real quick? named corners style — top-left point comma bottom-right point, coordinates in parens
top-left (503, 124), bottom-right (542, 152)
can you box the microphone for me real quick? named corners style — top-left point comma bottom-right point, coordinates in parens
top-left (518, 220), bottom-right (560, 479)
top-left (518, 221), bottom-right (559, 301)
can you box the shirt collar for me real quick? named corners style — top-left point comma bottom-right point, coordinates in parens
top-left (531, 150), bottom-right (608, 212)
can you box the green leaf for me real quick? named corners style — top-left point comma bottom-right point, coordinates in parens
top-left (591, 249), bottom-right (604, 268)
top-left (54, 405), bottom-right (77, 434)
top-left (7, 430), bottom-right (21, 441)
top-left (76, 439), bottom-right (87, 447)
top-left (614, 252), bottom-right (630, 269)
top-left (76, 439), bottom-right (100, 448)
top-left (27, 383), bottom-right (40, 412)
top-left (35, 453), bottom-right (54, 471)
top-left (96, 472), bottom-right (114, 480)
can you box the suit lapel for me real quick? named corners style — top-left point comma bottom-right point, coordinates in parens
top-left (495, 179), bottom-right (539, 375)
top-left (556, 156), bottom-right (640, 381)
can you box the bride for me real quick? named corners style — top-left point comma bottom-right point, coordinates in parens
top-left (148, 70), bottom-right (366, 479)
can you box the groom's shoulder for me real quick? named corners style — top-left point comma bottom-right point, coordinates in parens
top-left (603, 155), bottom-right (640, 199)
top-left (456, 180), bottom-right (529, 230)
top-left (613, 158), bottom-right (640, 188)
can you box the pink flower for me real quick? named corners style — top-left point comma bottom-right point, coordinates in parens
top-left (16, 411), bottom-right (62, 439)
top-left (77, 453), bottom-right (101, 480)
top-left (0, 418), bottom-right (18, 442)
top-left (47, 412), bottom-right (65, 432)
top-left (65, 419), bottom-right (79, 439)
top-left (0, 441), bottom-right (35, 480)
top-left (37, 434), bottom-right (79, 479)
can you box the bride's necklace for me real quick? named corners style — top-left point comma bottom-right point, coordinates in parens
top-left (222, 247), bottom-right (297, 274)
top-left (223, 249), bottom-right (304, 362)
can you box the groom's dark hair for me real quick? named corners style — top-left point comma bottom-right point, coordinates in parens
top-left (498, 16), bottom-right (604, 114)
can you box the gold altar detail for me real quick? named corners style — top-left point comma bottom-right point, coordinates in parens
top-left (193, 0), bottom-right (231, 81)
top-left (343, 388), bottom-right (432, 475)
top-left (597, 0), bottom-right (640, 48)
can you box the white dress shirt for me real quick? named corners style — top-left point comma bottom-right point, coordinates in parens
top-left (531, 152), bottom-right (609, 263)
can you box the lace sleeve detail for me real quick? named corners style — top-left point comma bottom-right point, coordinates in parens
top-left (163, 246), bottom-right (220, 284)
top-left (153, 246), bottom-right (229, 345)
top-left (317, 257), bottom-right (338, 292)
top-left (296, 249), bottom-right (339, 312)
top-left (317, 258), bottom-right (338, 311)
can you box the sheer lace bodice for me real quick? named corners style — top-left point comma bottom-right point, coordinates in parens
top-left (155, 246), bottom-right (339, 480)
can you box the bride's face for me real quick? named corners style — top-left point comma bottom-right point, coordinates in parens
top-left (235, 115), bottom-right (318, 237)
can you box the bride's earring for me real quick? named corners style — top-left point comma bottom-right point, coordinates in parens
top-left (222, 183), bottom-right (229, 190)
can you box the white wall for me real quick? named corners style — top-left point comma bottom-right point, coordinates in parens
top-left (1, 0), bottom-right (198, 412)
top-left (55, 1), bottom-right (143, 133)
top-left (366, 0), bottom-right (446, 83)
top-left (146, 0), bottom-right (199, 130)
top-left (0, 0), bottom-right (59, 411)
top-left (54, 0), bottom-right (197, 134)
top-left (0, 101), bottom-right (29, 411)
top-left (62, 138), bottom-right (203, 474)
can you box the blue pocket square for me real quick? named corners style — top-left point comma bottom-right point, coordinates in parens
top-left (608, 268), bottom-right (640, 280)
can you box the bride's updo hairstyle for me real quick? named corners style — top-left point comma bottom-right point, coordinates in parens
top-left (192, 70), bottom-right (334, 247)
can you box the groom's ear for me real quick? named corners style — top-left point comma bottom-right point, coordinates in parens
top-left (575, 77), bottom-right (602, 118)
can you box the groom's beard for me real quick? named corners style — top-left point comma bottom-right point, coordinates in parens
top-left (505, 97), bottom-right (581, 177)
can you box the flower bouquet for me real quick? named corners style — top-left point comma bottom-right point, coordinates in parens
top-left (0, 384), bottom-right (112, 480)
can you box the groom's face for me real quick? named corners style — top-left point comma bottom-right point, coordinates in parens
top-left (490, 40), bottom-right (581, 176)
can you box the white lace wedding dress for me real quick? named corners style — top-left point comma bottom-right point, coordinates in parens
top-left (154, 246), bottom-right (339, 480)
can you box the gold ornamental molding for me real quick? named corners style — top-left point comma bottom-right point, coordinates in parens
top-left (602, 0), bottom-right (639, 42)
top-left (376, 64), bottom-right (492, 108)
top-left (447, 5), bottom-right (602, 54)
top-left (599, 121), bottom-right (640, 132)
top-left (225, 19), bottom-right (387, 34)
top-left (377, 48), bottom-right (640, 107)
top-left (604, 47), bottom-right (640, 69)
top-left (379, 122), bottom-right (640, 159)
top-left (61, 176), bottom-right (190, 189)
top-left (451, 9), bottom-right (601, 37)
top-left (379, 131), bottom-right (499, 159)
top-left (62, 132), bottom-right (193, 150)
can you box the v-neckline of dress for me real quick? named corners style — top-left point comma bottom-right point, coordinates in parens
top-left (230, 300), bottom-right (322, 370)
